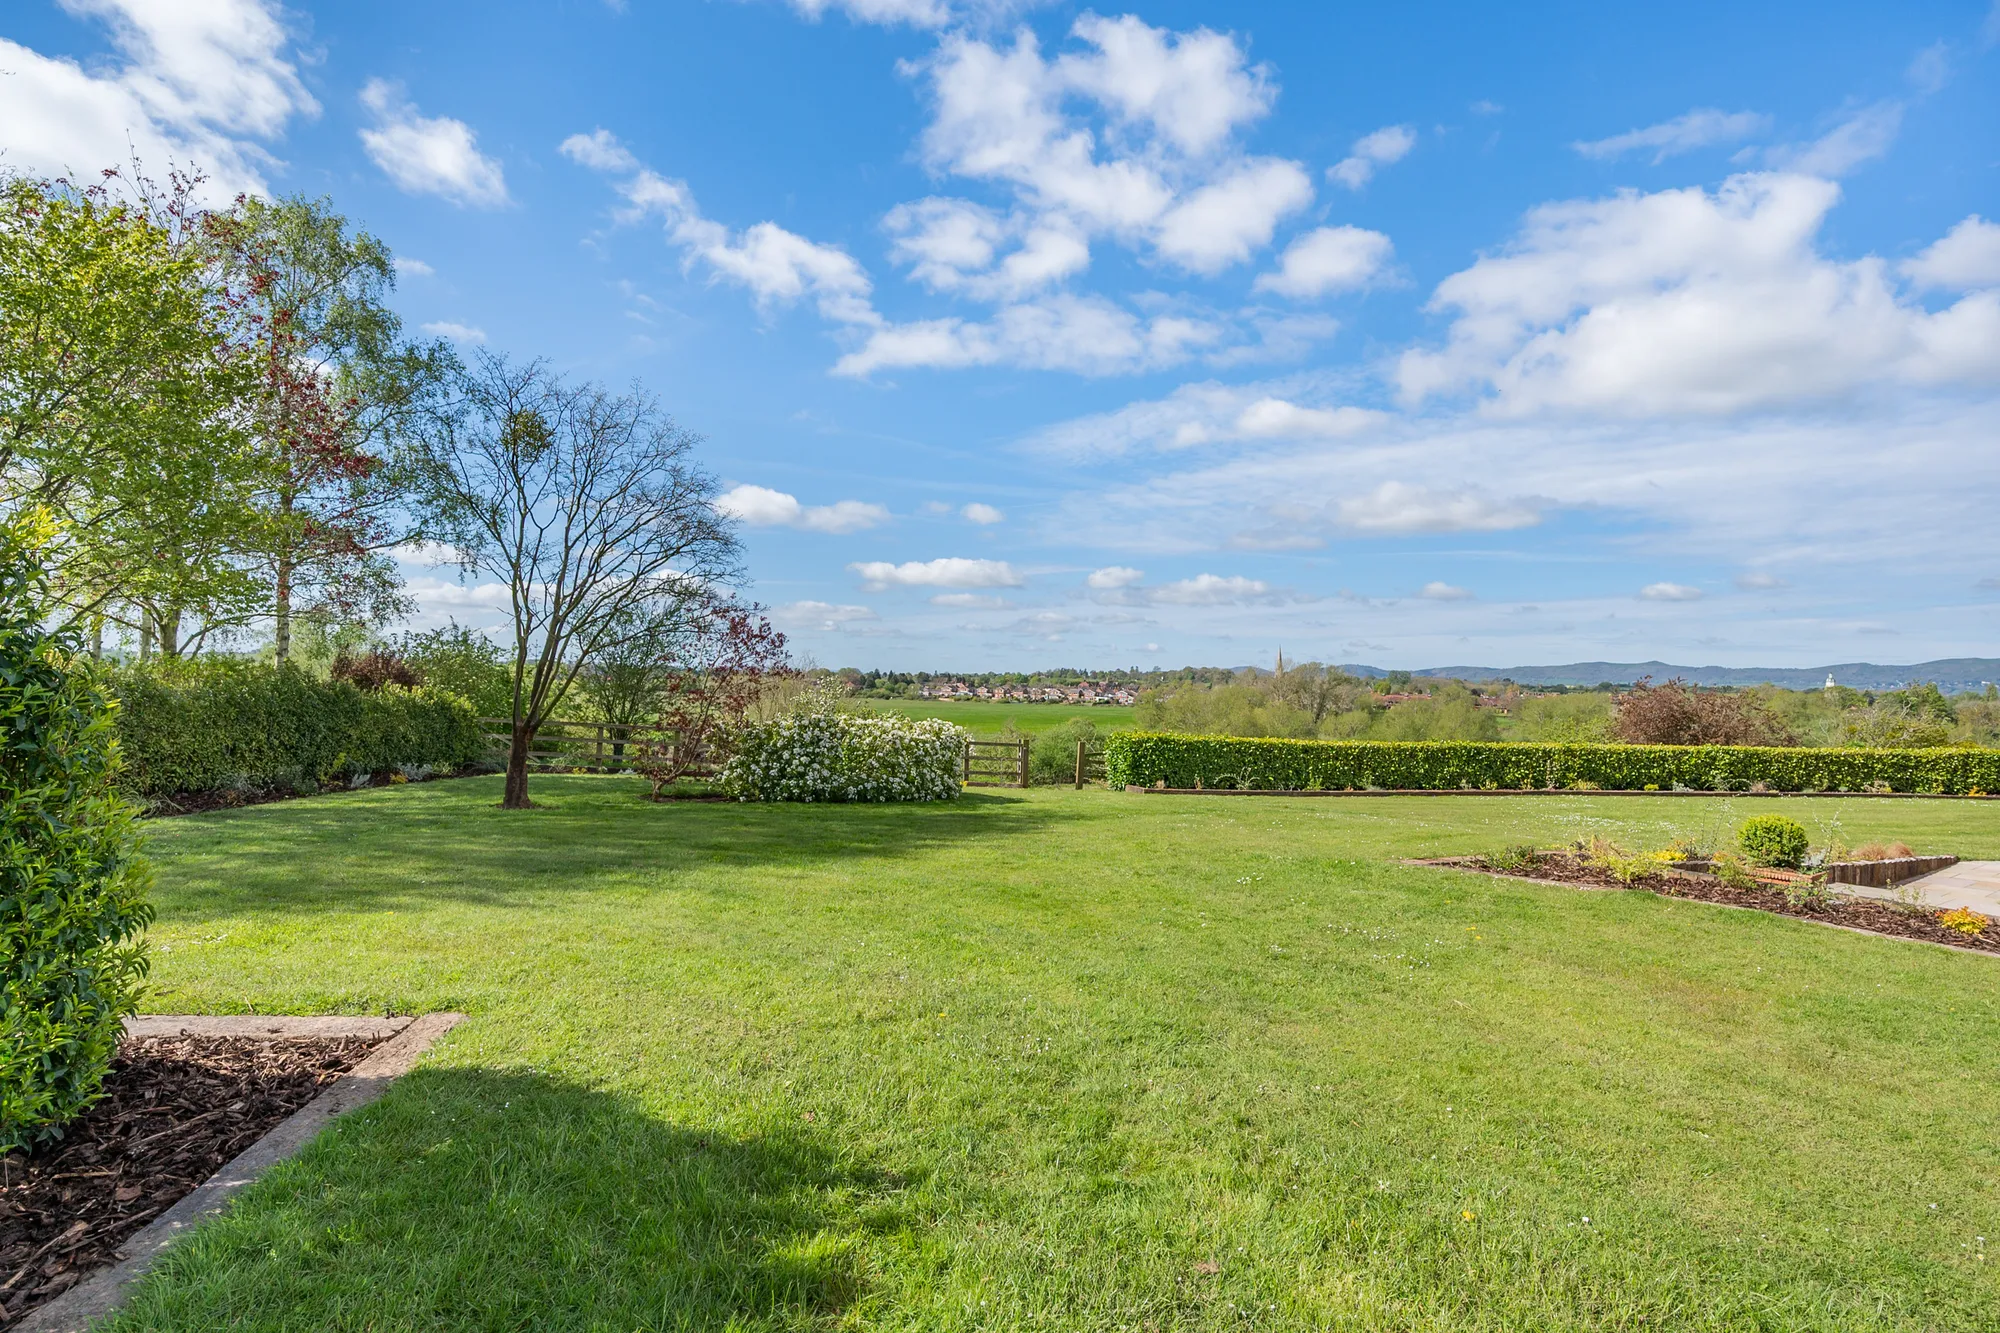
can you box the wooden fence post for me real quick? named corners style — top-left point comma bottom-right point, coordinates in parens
top-left (1075, 739), bottom-right (1087, 789)
top-left (962, 741), bottom-right (971, 785)
top-left (1018, 739), bottom-right (1029, 789)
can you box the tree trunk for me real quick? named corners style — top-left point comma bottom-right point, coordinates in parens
top-left (274, 553), bottom-right (293, 664)
top-left (156, 607), bottom-right (181, 660)
top-left (503, 721), bottom-right (535, 808)
top-left (138, 616), bottom-right (152, 663)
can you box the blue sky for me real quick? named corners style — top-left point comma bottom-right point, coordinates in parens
top-left (5, 1), bottom-right (2000, 671)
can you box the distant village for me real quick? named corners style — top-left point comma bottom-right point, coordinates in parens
top-left (918, 680), bottom-right (1140, 707)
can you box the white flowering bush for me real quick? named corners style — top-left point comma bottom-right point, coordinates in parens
top-left (720, 708), bottom-right (964, 803)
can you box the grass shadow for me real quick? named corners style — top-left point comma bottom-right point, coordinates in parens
top-left (145, 775), bottom-right (1072, 918)
top-left (111, 1066), bottom-right (913, 1332)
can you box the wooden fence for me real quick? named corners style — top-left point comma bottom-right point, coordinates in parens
top-left (1073, 739), bottom-right (1106, 788)
top-left (963, 739), bottom-right (1029, 788)
top-left (477, 718), bottom-right (715, 776)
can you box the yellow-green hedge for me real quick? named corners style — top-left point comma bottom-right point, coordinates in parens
top-left (1103, 733), bottom-right (2000, 795)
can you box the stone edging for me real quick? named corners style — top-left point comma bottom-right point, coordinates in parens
top-left (18, 1013), bottom-right (466, 1333)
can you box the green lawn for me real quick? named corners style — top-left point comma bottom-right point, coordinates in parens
top-left (113, 779), bottom-right (2000, 1331)
top-left (870, 698), bottom-right (1136, 734)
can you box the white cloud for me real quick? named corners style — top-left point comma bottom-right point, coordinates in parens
top-left (787, 0), bottom-right (951, 27)
top-left (1056, 14), bottom-right (1277, 158)
top-left (1152, 158), bottom-right (1314, 274)
top-left (0, 0), bottom-right (315, 198)
top-left (1573, 109), bottom-right (1769, 163)
top-left (1902, 216), bottom-right (2000, 290)
top-left (885, 199), bottom-right (1091, 299)
top-left (774, 600), bottom-right (880, 630)
top-left (1419, 581), bottom-right (1473, 601)
top-left (392, 256), bottom-right (435, 277)
top-left (558, 128), bottom-right (639, 173)
top-left (1086, 566), bottom-right (1145, 589)
top-left (834, 293), bottom-right (1219, 377)
top-left (1026, 380), bottom-right (1381, 456)
top-left (1254, 226), bottom-right (1393, 298)
top-left (1148, 573), bottom-right (1272, 605)
top-left (715, 484), bottom-right (890, 534)
top-left (1328, 124), bottom-right (1415, 189)
top-left (1766, 102), bottom-right (1902, 178)
top-left (358, 80), bottom-right (509, 208)
top-left (1639, 582), bottom-right (1704, 602)
top-left (850, 557), bottom-right (1023, 590)
top-left (421, 320), bottom-right (487, 343)
top-left (1335, 481), bottom-right (1542, 535)
top-left (1398, 172), bottom-right (2000, 416)
top-left (961, 503), bottom-right (1005, 524)
top-left (1735, 572), bottom-right (1789, 590)
top-left (930, 592), bottom-right (1010, 607)
top-left (568, 135), bottom-right (883, 330)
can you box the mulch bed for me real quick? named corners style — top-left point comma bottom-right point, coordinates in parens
top-left (0, 1034), bottom-right (381, 1324)
top-left (1446, 854), bottom-right (2000, 955)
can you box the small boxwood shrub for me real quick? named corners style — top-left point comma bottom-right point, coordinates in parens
top-left (0, 513), bottom-right (153, 1150)
top-left (1738, 816), bottom-right (1810, 869)
top-left (1102, 733), bottom-right (2000, 796)
top-left (112, 663), bottom-right (488, 798)
top-left (720, 709), bottom-right (963, 803)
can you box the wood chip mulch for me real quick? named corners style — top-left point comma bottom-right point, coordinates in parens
top-left (1455, 854), bottom-right (2000, 954)
top-left (0, 1034), bottom-right (380, 1325)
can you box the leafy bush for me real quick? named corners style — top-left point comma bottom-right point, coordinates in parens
top-left (0, 512), bottom-right (153, 1150)
top-left (1937, 907), bottom-right (1989, 937)
top-left (1738, 816), bottom-right (1810, 869)
top-left (721, 705), bottom-right (963, 803)
top-left (393, 623), bottom-right (515, 718)
top-left (1615, 678), bottom-right (1794, 746)
top-left (113, 661), bottom-right (487, 797)
top-left (1029, 718), bottom-right (1099, 785)
top-left (1102, 733), bottom-right (2000, 795)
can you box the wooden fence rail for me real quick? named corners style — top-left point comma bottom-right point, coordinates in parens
top-left (963, 739), bottom-right (1029, 789)
top-left (476, 718), bottom-right (715, 776)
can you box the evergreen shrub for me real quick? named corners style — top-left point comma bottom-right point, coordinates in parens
top-left (0, 513), bottom-right (153, 1150)
top-left (112, 663), bottom-right (487, 797)
top-left (721, 708), bottom-right (963, 803)
top-left (1103, 733), bottom-right (2000, 796)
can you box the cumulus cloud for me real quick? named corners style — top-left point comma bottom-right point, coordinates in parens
top-left (930, 592), bottom-right (1011, 608)
top-left (393, 257), bottom-right (435, 277)
top-left (1152, 159), bottom-right (1314, 273)
top-left (961, 503), bottom-right (1005, 524)
top-left (1419, 581), bottom-right (1473, 601)
top-left (1086, 566), bottom-right (1145, 589)
top-left (834, 293), bottom-right (1220, 377)
top-left (557, 127), bottom-right (639, 173)
top-left (1254, 226), bottom-right (1393, 298)
top-left (421, 321), bottom-right (487, 343)
top-left (1902, 216), bottom-right (2000, 290)
top-left (787, 0), bottom-right (952, 28)
top-left (0, 0), bottom-right (315, 198)
top-left (1328, 124), bottom-right (1415, 189)
top-left (715, 484), bottom-right (890, 534)
top-left (884, 198), bottom-right (1090, 300)
top-left (1335, 482), bottom-right (1542, 535)
top-left (1146, 573), bottom-right (1273, 605)
top-left (359, 81), bottom-right (508, 207)
top-left (1398, 171), bottom-right (2000, 416)
top-left (1573, 108), bottom-right (1769, 163)
top-left (1639, 582), bottom-right (1704, 602)
top-left (849, 557), bottom-right (1023, 590)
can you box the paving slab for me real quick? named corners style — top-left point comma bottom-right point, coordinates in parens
top-left (1842, 861), bottom-right (2000, 915)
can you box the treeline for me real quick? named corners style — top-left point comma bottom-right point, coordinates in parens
top-left (1131, 667), bottom-right (2000, 749)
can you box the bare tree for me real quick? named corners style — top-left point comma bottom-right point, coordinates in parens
top-left (402, 354), bottom-right (741, 807)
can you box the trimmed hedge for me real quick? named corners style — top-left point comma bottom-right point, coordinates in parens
top-left (112, 664), bottom-right (488, 797)
top-left (1, 513), bottom-right (152, 1150)
top-left (1103, 733), bottom-right (2000, 795)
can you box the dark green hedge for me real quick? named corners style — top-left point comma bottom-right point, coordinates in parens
top-left (112, 664), bottom-right (488, 797)
top-left (1, 514), bottom-right (152, 1150)
top-left (1103, 733), bottom-right (2000, 795)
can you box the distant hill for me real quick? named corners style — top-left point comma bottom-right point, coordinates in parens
top-left (1335, 659), bottom-right (2000, 693)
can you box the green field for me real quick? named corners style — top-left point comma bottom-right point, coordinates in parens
top-left (871, 698), bottom-right (1136, 734)
top-left (112, 779), bottom-right (2000, 1331)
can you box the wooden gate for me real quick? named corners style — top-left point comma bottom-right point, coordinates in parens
top-left (1073, 739), bottom-right (1107, 788)
top-left (963, 739), bottom-right (1030, 788)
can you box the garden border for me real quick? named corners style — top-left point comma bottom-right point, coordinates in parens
top-left (1132, 787), bottom-right (2000, 800)
top-left (19, 1012), bottom-right (466, 1333)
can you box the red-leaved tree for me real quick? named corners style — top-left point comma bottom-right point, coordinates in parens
top-left (1613, 677), bottom-right (1795, 747)
top-left (637, 602), bottom-right (791, 798)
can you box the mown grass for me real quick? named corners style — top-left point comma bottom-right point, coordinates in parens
top-left (112, 778), bottom-right (2000, 1331)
